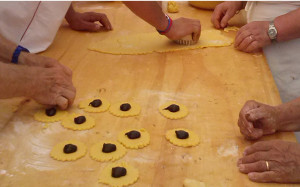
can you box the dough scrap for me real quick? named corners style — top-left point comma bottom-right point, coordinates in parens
top-left (184, 178), bottom-right (206, 187)
top-left (118, 128), bottom-right (150, 149)
top-left (168, 1), bottom-right (179, 13)
top-left (34, 109), bottom-right (67, 123)
top-left (109, 102), bottom-right (141, 117)
top-left (224, 26), bottom-right (239, 32)
top-left (61, 113), bottom-right (95, 130)
top-left (50, 140), bottom-right (87, 161)
top-left (90, 141), bottom-right (127, 162)
top-left (159, 102), bottom-right (188, 119)
top-left (78, 97), bottom-right (110, 113)
top-left (166, 128), bottom-right (200, 147)
top-left (88, 30), bottom-right (233, 55)
top-left (98, 162), bottom-right (139, 187)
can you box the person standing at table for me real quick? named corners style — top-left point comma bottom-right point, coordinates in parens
top-left (0, 2), bottom-right (201, 110)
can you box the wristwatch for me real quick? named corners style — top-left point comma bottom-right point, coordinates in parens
top-left (268, 21), bottom-right (278, 42)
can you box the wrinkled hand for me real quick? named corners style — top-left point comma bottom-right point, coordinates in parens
top-left (237, 140), bottom-right (300, 183)
top-left (25, 64), bottom-right (76, 110)
top-left (211, 2), bottom-right (243, 29)
top-left (165, 17), bottom-right (201, 42)
top-left (235, 21), bottom-right (271, 53)
top-left (67, 11), bottom-right (112, 32)
top-left (238, 100), bottom-right (280, 140)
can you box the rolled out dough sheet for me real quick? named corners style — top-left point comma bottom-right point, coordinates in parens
top-left (89, 30), bottom-right (233, 55)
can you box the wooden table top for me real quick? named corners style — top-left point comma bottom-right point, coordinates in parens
top-left (0, 2), bottom-right (297, 187)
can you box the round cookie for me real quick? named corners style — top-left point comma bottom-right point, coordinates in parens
top-left (34, 108), bottom-right (67, 123)
top-left (61, 113), bottom-right (95, 130)
top-left (50, 140), bottom-right (87, 161)
top-left (98, 162), bottom-right (139, 187)
top-left (117, 129), bottom-right (150, 149)
top-left (109, 102), bottom-right (141, 117)
top-left (90, 141), bottom-right (127, 162)
top-left (78, 98), bottom-right (110, 113)
top-left (166, 128), bottom-right (200, 147)
top-left (159, 101), bottom-right (188, 119)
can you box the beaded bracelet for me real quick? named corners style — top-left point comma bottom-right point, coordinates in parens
top-left (157, 14), bottom-right (173, 35)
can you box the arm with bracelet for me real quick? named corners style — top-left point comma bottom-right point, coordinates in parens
top-left (123, 1), bottom-right (201, 41)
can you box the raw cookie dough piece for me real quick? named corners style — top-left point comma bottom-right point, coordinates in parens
top-left (184, 178), bottom-right (206, 187)
top-left (78, 98), bottom-right (110, 113)
top-left (90, 141), bottom-right (127, 162)
top-left (109, 102), bottom-right (141, 117)
top-left (88, 30), bottom-right (233, 55)
top-left (61, 113), bottom-right (95, 130)
top-left (98, 162), bottom-right (139, 187)
top-left (159, 102), bottom-right (188, 119)
top-left (50, 140), bottom-right (87, 161)
top-left (166, 128), bottom-right (200, 147)
top-left (118, 129), bottom-right (150, 149)
top-left (168, 1), bottom-right (179, 13)
top-left (224, 26), bottom-right (239, 32)
top-left (34, 108), bottom-right (67, 123)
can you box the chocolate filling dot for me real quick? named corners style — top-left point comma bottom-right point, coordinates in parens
top-left (63, 144), bottom-right (77, 154)
top-left (45, 108), bottom-right (56, 116)
top-left (111, 167), bottom-right (127, 178)
top-left (125, 130), bottom-right (141, 139)
top-left (120, 103), bottom-right (131, 111)
top-left (175, 130), bottom-right (189, 139)
top-left (102, 143), bottom-right (117, 153)
top-left (164, 104), bottom-right (180, 112)
top-left (89, 99), bottom-right (102, 107)
top-left (74, 116), bottom-right (86, 124)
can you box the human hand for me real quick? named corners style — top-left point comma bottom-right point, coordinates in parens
top-left (235, 21), bottom-right (271, 53)
top-left (66, 11), bottom-right (112, 32)
top-left (165, 17), bottom-right (201, 42)
top-left (237, 140), bottom-right (300, 183)
top-left (25, 65), bottom-right (76, 110)
top-left (211, 2), bottom-right (243, 29)
top-left (238, 100), bottom-right (280, 140)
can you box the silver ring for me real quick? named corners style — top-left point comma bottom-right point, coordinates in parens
top-left (266, 161), bottom-right (270, 171)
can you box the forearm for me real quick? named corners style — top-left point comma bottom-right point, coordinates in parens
top-left (123, 1), bottom-right (168, 31)
top-left (274, 8), bottom-right (300, 42)
top-left (0, 63), bottom-right (31, 98)
top-left (0, 34), bottom-right (17, 63)
top-left (276, 97), bottom-right (300, 131)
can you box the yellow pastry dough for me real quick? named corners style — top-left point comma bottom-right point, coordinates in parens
top-left (89, 30), bottom-right (233, 55)
top-left (61, 113), bottom-right (95, 130)
top-left (184, 178), bottom-right (206, 187)
top-left (168, 1), bottom-right (179, 13)
top-left (224, 26), bottom-right (240, 32)
top-left (117, 128), bottom-right (150, 149)
top-left (166, 128), bottom-right (200, 147)
top-left (90, 141), bottom-right (127, 162)
top-left (50, 140), bottom-right (87, 161)
top-left (34, 108), bottom-right (67, 123)
top-left (78, 97), bottom-right (110, 113)
top-left (109, 102), bottom-right (141, 117)
top-left (98, 162), bottom-right (139, 187)
top-left (159, 102), bottom-right (188, 119)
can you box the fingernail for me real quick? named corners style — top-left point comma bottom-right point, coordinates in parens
top-left (237, 159), bottom-right (242, 166)
top-left (243, 151), bottom-right (247, 156)
top-left (239, 164), bottom-right (245, 171)
top-left (95, 24), bottom-right (100, 30)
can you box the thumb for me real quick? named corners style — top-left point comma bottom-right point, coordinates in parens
top-left (56, 96), bottom-right (68, 110)
top-left (246, 108), bottom-right (265, 122)
top-left (220, 10), bottom-right (235, 28)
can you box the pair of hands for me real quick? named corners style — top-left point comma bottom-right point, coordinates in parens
top-left (211, 2), bottom-right (271, 53)
top-left (18, 10), bottom-right (112, 110)
top-left (237, 100), bottom-right (300, 183)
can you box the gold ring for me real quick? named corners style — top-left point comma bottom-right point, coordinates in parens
top-left (266, 161), bottom-right (270, 171)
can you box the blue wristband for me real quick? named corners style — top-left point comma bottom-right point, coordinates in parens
top-left (11, 45), bottom-right (30, 64)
